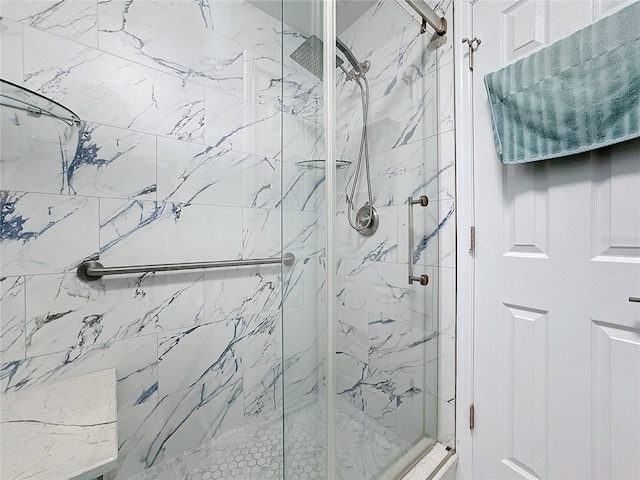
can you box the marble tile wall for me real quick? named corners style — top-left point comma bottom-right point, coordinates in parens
top-left (0, 1), bottom-right (325, 478)
top-left (334, 0), bottom-right (456, 450)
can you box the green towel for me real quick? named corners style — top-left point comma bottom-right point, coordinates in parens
top-left (484, 1), bottom-right (640, 164)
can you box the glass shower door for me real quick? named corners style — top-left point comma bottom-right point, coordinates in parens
top-left (280, 0), bottom-right (328, 479)
top-left (331, 0), bottom-right (443, 477)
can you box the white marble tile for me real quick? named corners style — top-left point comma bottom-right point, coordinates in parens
top-left (338, 70), bottom-right (438, 160)
top-left (282, 303), bottom-right (321, 357)
top-left (98, 0), bottom-right (250, 97)
top-left (368, 316), bottom-right (438, 391)
top-left (0, 277), bottom-right (26, 362)
top-left (438, 333), bottom-right (455, 404)
top-left (204, 89), bottom-right (280, 158)
top-left (438, 266), bottom-right (456, 337)
top-left (342, 260), bottom-right (436, 329)
top-left (280, 160), bottom-right (326, 213)
top-left (158, 321), bottom-right (237, 396)
top-left (151, 0), bottom-right (281, 61)
top-left (438, 61), bottom-right (455, 134)
top-left (283, 346), bottom-right (324, 407)
top-left (398, 199), bottom-right (455, 269)
top-left (24, 27), bottom-right (205, 141)
top-left (99, 199), bottom-right (242, 266)
top-left (2, 121), bottom-right (156, 199)
top-left (64, 123), bottom-right (156, 199)
top-left (0, 369), bottom-right (117, 480)
top-left (437, 130), bottom-right (456, 202)
top-left (0, 191), bottom-right (99, 276)
top-left (204, 265), bottom-right (281, 322)
top-left (337, 30), bottom-right (439, 113)
top-left (336, 206), bottom-right (398, 263)
top-left (302, 256), bottom-right (326, 305)
top-left (0, 111), bottom-right (80, 195)
top-left (116, 375), bottom-right (244, 478)
top-left (0, 17), bottom-right (23, 85)
top-left (157, 136), bottom-right (280, 208)
top-left (395, 385), bottom-right (429, 443)
top-left (243, 360), bottom-right (282, 420)
top-left (337, 137), bottom-right (440, 210)
top-left (336, 305), bottom-right (368, 363)
top-left (336, 352), bottom-right (401, 428)
top-left (1, 335), bottom-right (158, 409)
top-left (0, 0), bottom-right (97, 47)
top-left (24, 271), bottom-right (204, 357)
top-left (339, 0), bottom-right (417, 62)
top-left (437, 397), bottom-right (455, 449)
top-left (159, 312), bottom-right (276, 396)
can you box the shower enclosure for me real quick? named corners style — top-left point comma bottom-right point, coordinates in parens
top-left (0, 0), bottom-right (454, 478)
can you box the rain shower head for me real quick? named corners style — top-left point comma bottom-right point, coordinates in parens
top-left (290, 35), bottom-right (343, 80)
top-left (290, 35), bottom-right (368, 81)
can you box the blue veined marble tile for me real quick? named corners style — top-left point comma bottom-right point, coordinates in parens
top-left (283, 344), bottom-right (325, 408)
top-left (335, 206), bottom-right (399, 264)
top-left (336, 136), bottom-right (442, 210)
top-left (336, 305), bottom-right (369, 363)
top-left (342, 260), bottom-right (436, 329)
top-left (158, 312), bottom-right (277, 397)
top-left (24, 271), bottom-right (205, 357)
top-left (0, 191), bottom-right (99, 276)
top-left (397, 198), bottom-right (454, 269)
top-left (99, 198), bottom-right (243, 267)
top-left (204, 265), bottom-right (281, 323)
top-left (336, 351), bottom-right (409, 429)
top-left (98, 0), bottom-right (246, 96)
top-left (368, 316), bottom-right (438, 393)
top-left (1, 118), bottom-right (156, 199)
top-left (116, 374), bottom-right (244, 478)
top-left (156, 136), bottom-right (279, 208)
top-left (0, 276), bottom-right (26, 362)
top-left (243, 360), bottom-right (282, 420)
top-left (0, 17), bottom-right (23, 84)
top-left (0, 0), bottom-right (97, 47)
top-left (338, 71), bottom-right (438, 159)
top-left (24, 27), bottom-right (205, 141)
top-left (204, 89), bottom-right (281, 158)
top-left (0, 334), bottom-right (158, 409)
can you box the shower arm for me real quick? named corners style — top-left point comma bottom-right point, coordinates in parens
top-left (336, 38), bottom-right (369, 77)
top-left (404, 0), bottom-right (447, 36)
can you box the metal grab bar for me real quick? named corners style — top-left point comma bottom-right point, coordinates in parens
top-left (77, 253), bottom-right (296, 282)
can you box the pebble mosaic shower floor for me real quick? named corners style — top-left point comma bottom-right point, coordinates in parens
top-left (126, 399), bottom-right (410, 480)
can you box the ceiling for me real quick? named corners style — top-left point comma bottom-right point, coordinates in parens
top-left (247, 0), bottom-right (378, 38)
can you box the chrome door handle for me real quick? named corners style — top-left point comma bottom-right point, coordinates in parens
top-left (630, 297), bottom-right (640, 303)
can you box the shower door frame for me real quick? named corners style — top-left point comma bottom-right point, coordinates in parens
top-left (453, 1), bottom-right (477, 479)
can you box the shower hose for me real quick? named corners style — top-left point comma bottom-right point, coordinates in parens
top-left (346, 73), bottom-right (374, 232)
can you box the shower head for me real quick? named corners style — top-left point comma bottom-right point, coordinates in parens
top-left (290, 35), bottom-right (343, 80)
top-left (290, 35), bottom-right (368, 81)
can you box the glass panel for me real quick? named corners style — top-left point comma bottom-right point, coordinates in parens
top-left (281, 0), bottom-right (328, 478)
top-left (332, 1), bottom-right (441, 477)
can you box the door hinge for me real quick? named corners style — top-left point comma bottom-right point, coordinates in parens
top-left (469, 226), bottom-right (476, 252)
top-left (469, 404), bottom-right (475, 430)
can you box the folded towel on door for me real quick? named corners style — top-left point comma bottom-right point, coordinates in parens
top-left (484, 1), bottom-right (640, 164)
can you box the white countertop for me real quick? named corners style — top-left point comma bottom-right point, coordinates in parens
top-left (0, 369), bottom-right (118, 480)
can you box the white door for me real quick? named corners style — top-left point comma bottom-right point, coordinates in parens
top-left (471, 1), bottom-right (640, 478)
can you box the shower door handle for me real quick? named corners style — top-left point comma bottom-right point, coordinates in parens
top-left (630, 297), bottom-right (640, 303)
top-left (407, 195), bottom-right (430, 286)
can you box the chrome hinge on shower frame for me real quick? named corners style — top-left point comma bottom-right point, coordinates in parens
top-left (469, 405), bottom-right (475, 430)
